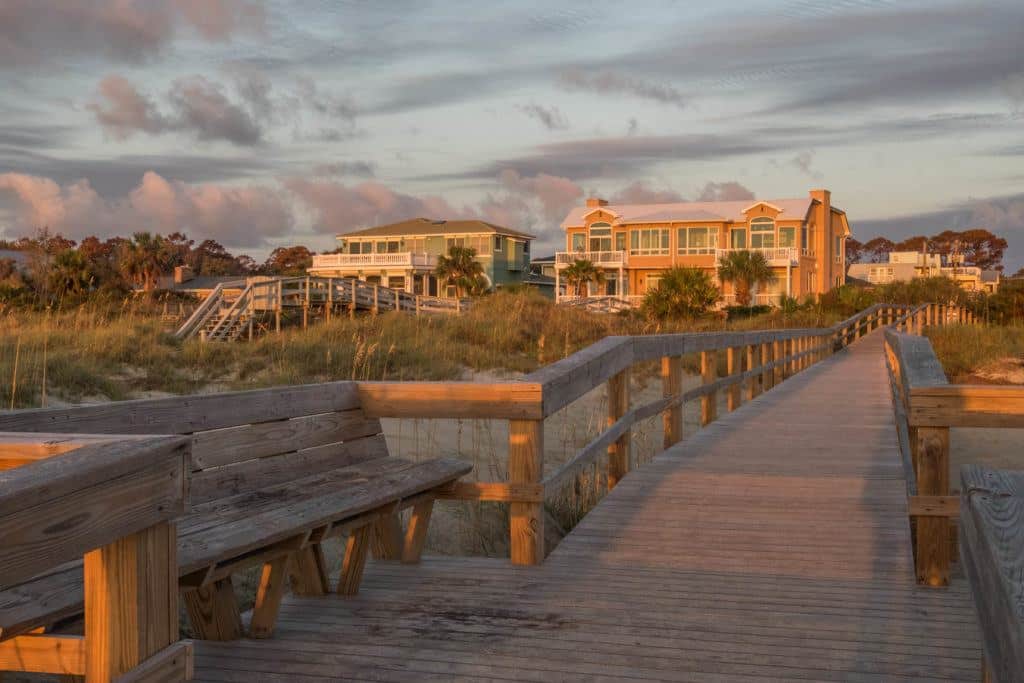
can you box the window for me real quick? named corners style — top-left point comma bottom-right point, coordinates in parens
top-left (571, 233), bottom-right (586, 251)
top-left (589, 222), bottom-right (612, 252)
top-left (376, 241), bottom-right (387, 253)
top-left (523, 240), bottom-right (530, 255)
top-left (750, 217), bottom-right (774, 249)
top-left (778, 227), bottom-right (796, 248)
top-left (629, 228), bottom-right (669, 255)
top-left (730, 228), bottom-right (747, 249)
top-left (646, 274), bottom-right (662, 291)
top-left (494, 235), bottom-right (503, 252)
top-left (801, 226), bottom-right (809, 251)
top-left (386, 240), bottom-right (400, 253)
top-left (677, 226), bottom-right (718, 254)
top-left (615, 232), bottom-right (626, 251)
top-left (835, 236), bottom-right (843, 260)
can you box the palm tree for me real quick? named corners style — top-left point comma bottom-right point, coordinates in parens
top-left (561, 259), bottom-right (606, 298)
top-left (642, 267), bottom-right (719, 320)
top-left (48, 249), bottom-right (94, 297)
top-left (434, 245), bottom-right (487, 297)
top-left (118, 232), bottom-right (170, 291)
top-left (717, 250), bottom-right (776, 307)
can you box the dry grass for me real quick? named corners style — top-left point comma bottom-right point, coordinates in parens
top-left (925, 323), bottom-right (1024, 383)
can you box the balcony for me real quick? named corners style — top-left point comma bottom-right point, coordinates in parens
top-left (714, 247), bottom-right (799, 266)
top-left (555, 251), bottom-right (628, 268)
top-left (309, 252), bottom-right (437, 271)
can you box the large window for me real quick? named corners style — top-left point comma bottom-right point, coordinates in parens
top-left (447, 235), bottom-right (493, 254)
top-left (629, 228), bottom-right (670, 255)
top-left (589, 222), bottom-right (612, 252)
top-left (677, 226), bottom-right (718, 254)
top-left (571, 232), bottom-right (586, 251)
top-left (730, 228), bottom-right (746, 249)
top-left (750, 217), bottom-right (775, 249)
top-left (778, 227), bottom-right (796, 248)
top-left (615, 232), bottom-right (626, 251)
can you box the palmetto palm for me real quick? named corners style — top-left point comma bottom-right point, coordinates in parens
top-left (642, 267), bottom-right (719, 320)
top-left (118, 232), bottom-right (170, 291)
top-left (717, 250), bottom-right (775, 306)
top-left (561, 259), bottom-right (605, 298)
top-left (48, 249), bottom-right (94, 297)
top-left (434, 246), bottom-right (486, 297)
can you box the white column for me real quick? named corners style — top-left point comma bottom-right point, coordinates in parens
top-left (555, 268), bottom-right (560, 303)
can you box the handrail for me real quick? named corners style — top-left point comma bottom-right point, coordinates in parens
top-left (881, 302), bottom-right (984, 588)
top-left (1, 435), bottom-right (193, 680)
top-left (174, 282), bottom-right (226, 339)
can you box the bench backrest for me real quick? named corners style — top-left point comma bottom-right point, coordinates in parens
top-left (0, 381), bottom-right (388, 504)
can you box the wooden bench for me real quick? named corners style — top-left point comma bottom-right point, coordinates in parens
top-left (0, 381), bottom-right (471, 647)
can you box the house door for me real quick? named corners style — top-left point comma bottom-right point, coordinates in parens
top-left (605, 275), bottom-right (617, 296)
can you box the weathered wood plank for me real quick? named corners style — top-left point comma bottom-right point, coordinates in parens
top-left (112, 641), bottom-right (194, 683)
top-left (909, 385), bottom-right (1024, 428)
top-left (358, 382), bottom-right (543, 420)
top-left (0, 634), bottom-right (84, 674)
top-left (508, 419), bottom-right (544, 565)
top-left (438, 481), bottom-right (544, 503)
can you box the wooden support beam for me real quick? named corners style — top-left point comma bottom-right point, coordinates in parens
top-left (249, 555), bottom-right (290, 639)
top-left (913, 426), bottom-right (951, 586)
top-left (181, 577), bottom-right (243, 642)
top-left (662, 356), bottom-right (683, 447)
top-left (508, 419), bottom-right (545, 565)
top-left (290, 544), bottom-right (329, 596)
top-left (746, 345), bottom-right (759, 399)
top-left (370, 515), bottom-right (403, 561)
top-left (907, 495), bottom-right (960, 517)
top-left (112, 642), bottom-right (193, 683)
top-left (772, 340), bottom-right (783, 386)
top-left (726, 346), bottom-right (741, 412)
top-left (337, 525), bottom-right (372, 596)
top-left (85, 521), bottom-right (178, 680)
top-left (402, 498), bottom-right (435, 564)
top-left (701, 351), bottom-right (717, 425)
top-left (438, 480), bottom-right (545, 503)
top-left (0, 635), bottom-right (84, 675)
top-left (607, 369), bottom-right (630, 487)
top-left (760, 342), bottom-right (773, 391)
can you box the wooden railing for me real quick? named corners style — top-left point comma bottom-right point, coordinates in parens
top-left (0, 434), bottom-right (193, 681)
top-left (960, 466), bottom-right (1024, 682)
top-left (882, 302), bottom-right (987, 587)
top-left (354, 302), bottom-right (907, 565)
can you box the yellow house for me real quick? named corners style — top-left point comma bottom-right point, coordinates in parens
top-left (556, 189), bottom-right (850, 305)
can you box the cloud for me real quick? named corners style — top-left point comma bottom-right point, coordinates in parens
top-left (312, 161), bottom-right (376, 178)
top-left (695, 181), bottom-right (755, 202)
top-left (610, 182), bottom-right (685, 204)
top-left (284, 179), bottom-right (468, 234)
top-left (86, 75), bottom-right (166, 140)
top-left (516, 103), bottom-right (569, 131)
top-left (0, 171), bottom-right (292, 248)
top-left (558, 68), bottom-right (687, 108)
top-left (167, 76), bottom-right (264, 145)
top-left (497, 170), bottom-right (582, 222)
top-left (0, 0), bottom-right (264, 67)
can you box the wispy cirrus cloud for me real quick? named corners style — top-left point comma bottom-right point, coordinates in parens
top-left (516, 103), bottom-right (569, 131)
top-left (558, 68), bottom-right (687, 108)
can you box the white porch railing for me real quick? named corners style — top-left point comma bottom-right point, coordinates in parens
top-left (720, 293), bottom-right (785, 306)
top-left (555, 251), bottom-right (628, 267)
top-left (714, 247), bottom-right (799, 264)
top-left (310, 252), bottom-right (437, 269)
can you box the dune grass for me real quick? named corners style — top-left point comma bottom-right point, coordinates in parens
top-left (925, 323), bottom-right (1024, 383)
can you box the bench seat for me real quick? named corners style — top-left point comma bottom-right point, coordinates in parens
top-left (1, 456), bottom-right (470, 642)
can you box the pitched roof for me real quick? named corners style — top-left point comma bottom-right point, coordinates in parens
top-left (561, 198), bottom-right (816, 227)
top-left (338, 218), bottom-right (535, 240)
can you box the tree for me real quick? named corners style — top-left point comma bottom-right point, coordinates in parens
top-left (560, 259), bottom-right (605, 298)
top-left (118, 232), bottom-right (172, 291)
top-left (190, 239), bottom-right (240, 275)
top-left (716, 250), bottom-right (775, 307)
top-left (928, 228), bottom-right (1007, 271)
top-left (641, 267), bottom-right (718, 320)
top-left (48, 249), bottom-right (94, 297)
top-left (894, 235), bottom-right (928, 252)
top-left (862, 237), bottom-right (896, 263)
top-left (845, 238), bottom-right (865, 265)
top-left (262, 245), bottom-right (313, 276)
top-left (434, 246), bottom-right (487, 296)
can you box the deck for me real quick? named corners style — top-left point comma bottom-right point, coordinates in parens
top-left (192, 332), bottom-right (981, 682)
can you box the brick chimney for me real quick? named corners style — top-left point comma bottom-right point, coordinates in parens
top-left (174, 265), bottom-right (194, 284)
top-left (809, 189), bottom-right (831, 292)
top-left (586, 197), bottom-right (608, 208)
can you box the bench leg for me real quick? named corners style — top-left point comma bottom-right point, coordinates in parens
top-left (290, 544), bottom-right (329, 596)
top-left (181, 577), bottom-right (244, 641)
top-left (249, 555), bottom-right (290, 639)
top-left (371, 514), bottom-right (404, 561)
top-left (337, 525), bottom-right (372, 596)
top-left (402, 499), bottom-right (434, 564)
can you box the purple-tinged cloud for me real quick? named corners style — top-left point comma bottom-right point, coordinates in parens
top-left (558, 68), bottom-right (687, 108)
top-left (516, 103), bottom-right (569, 131)
top-left (695, 181), bottom-right (755, 202)
top-left (86, 75), bottom-right (166, 140)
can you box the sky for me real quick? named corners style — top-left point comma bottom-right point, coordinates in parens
top-left (1, 0), bottom-right (1023, 266)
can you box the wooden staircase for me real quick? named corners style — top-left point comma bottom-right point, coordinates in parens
top-left (175, 276), bottom-right (469, 342)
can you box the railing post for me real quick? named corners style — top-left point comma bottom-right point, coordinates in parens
top-left (912, 426), bottom-right (950, 586)
top-left (701, 351), bottom-right (717, 425)
top-left (744, 344), bottom-right (757, 401)
top-left (726, 346), bottom-right (741, 411)
top-left (349, 279), bottom-right (357, 319)
top-left (607, 369), bottom-right (630, 488)
top-left (661, 357), bottom-right (683, 448)
top-left (84, 521), bottom-right (178, 681)
top-left (760, 342), bottom-right (773, 391)
top-left (772, 339), bottom-right (783, 386)
top-left (508, 419), bottom-right (544, 565)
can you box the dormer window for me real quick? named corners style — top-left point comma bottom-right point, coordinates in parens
top-left (589, 222), bottom-right (612, 252)
top-left (750, 217), bottom-right (775, 249)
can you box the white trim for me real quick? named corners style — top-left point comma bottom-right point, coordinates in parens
top-left (742, 200), bottom-right (784, 214)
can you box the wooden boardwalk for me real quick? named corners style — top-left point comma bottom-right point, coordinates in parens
top-left (193, 332), bottom-right (981, 682)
